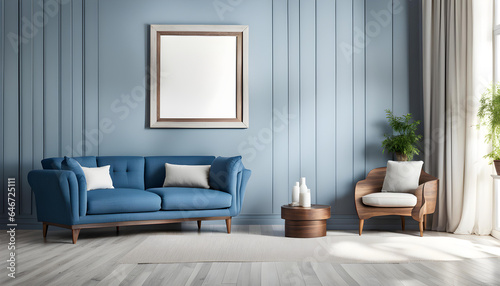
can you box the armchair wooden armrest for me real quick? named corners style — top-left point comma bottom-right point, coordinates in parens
top-left (411, 172), bottom-right (439, 223)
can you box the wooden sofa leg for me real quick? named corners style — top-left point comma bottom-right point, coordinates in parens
top-left (43, 223), bottom-right (48, 238)
top-left (226, 218), bottom-right (232, 234)
top-left (419, 221), bottom-right (424, 237)
top-left (400, 216), bottom-right (405, 231)
top-left (359, 219), bottom-right (364, 236)
top-left (197, 220), bottom-right (202, 230)
top-left (72, 229), bottom-right (81, 244)
top-left (116, 226), bottom-right (120, 233)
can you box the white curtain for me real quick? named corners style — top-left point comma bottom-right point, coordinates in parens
top-left (422, 0), bottom-right (493, 235)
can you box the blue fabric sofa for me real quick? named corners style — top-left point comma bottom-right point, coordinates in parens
top-left (28, 155), bottom-right (251, 243)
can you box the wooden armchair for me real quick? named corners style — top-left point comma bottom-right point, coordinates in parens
top-left (355, 167), bottom-right (438, 237)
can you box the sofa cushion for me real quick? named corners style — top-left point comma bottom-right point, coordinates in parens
top-left (146, 187), bottom-right (232, 211)
top-left (81, 165), bottom-right (114, 191)
top-left (362, 193), bottom-right (417, 208)
top-left (97, 156), bottom-right (145, 190)
top-left (145, 156), bottom-right (215, 189)
top-left (87, 188), bottom-right (161, 215)
top-left (163, 163), bottom-right (211, 188)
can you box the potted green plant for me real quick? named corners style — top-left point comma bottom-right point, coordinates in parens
top-left (477, 83), bottom-right (500, 174)
top-left (382, 109), bottom-right (422, 161)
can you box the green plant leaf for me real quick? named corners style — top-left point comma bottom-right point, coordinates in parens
top-left (381, 109), bottom-right (422, 161)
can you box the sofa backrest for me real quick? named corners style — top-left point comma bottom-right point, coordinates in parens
top-left (144, 156), bottom-right (215, 189)
top-left (42, 156), bottom-right (145, 190)
top-left (42, 156), bottom-right (97, 170)
top-left (42, 156), bottom-right (215, 190)
top-left (96, 156), bottom-right (145, 189)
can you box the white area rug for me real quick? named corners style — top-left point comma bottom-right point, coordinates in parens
top-left (119, 230), bottom-right (500, 264)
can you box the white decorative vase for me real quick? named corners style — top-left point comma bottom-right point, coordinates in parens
top-left (299, 177), bottom-right (310, 207)
top-left (299, 189), bottom-right (311, 207)
top-left (291, 182), bottom-right (300, 206)
top-left (299, 177), bottom-right (308, 193)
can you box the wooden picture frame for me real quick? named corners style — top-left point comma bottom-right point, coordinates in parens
top-left (149, 25), bottom-right (249, 128)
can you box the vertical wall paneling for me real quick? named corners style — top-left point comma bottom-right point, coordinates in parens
top-left (353, 0), bottom-right (366, 183)
top-left (84, 0), bottom-right (99, 156)
top-left (72, 0), bottom-right (84, 157)
top-left (299, 0), bottom-right (317, 202)
top-left (393, 0), bottom-right (409, 115)
top-left (43, 0), bottom-right (61, 158)
top-left (365, 0), bottom-right (393, 172)
top-left (32, 0), bottom-right (44, 214)
top-left (272, 0), bottom-right (289, 213)
top-left (4, 0), bottom-right (20, 216)
top-left (61, 0), bottom-right (73, 155)
top-left (1, 0), bottom-right (422, 228)
top-left (20, 0), bottom-right (34, 216)
top-left (335, 0), bottom-right (355, 214)
top-left (315, 0), bottom-right (336, 208)
top-left (287, 0), bottom-right (301, 196)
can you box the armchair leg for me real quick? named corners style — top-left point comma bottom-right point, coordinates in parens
top-left (43, 223), bottom-right (48, 238)
top-left (72, 229), bottom-right (81, 244)
top-left (424, 214), bottom-right (427, 229)
top-left (419, 221), bottom-right (424, 237)
top-left (359, 219), bottom-right (364, 236)
top-left (225, 217), bottom-right (232, 234)
top-left (400, 216), bottom-right (405, 231)
top-left (197, 220), bottom-right (202, 230)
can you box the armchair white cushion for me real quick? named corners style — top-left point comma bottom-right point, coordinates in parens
top-left (362, 192), bottom-right (417, 207)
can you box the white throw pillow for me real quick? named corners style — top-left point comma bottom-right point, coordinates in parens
top-left (163, 163), bottom-right (211, 189)
top-left (81, 165), bottom-right (114, 191)
top-left (381, 160), bottom-right (424, 193)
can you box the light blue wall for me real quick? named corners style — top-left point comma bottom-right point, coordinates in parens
top-left (1, 0), bottom-right (423, 229)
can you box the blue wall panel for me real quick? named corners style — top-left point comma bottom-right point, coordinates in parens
top-left (335, 0), bottom-right (354, 215)
top-left (365, 0), bottom-right (394, 172)
top-left (20, 0), bottom-right (34, 216)
top-left (272, 0), bottom-right (289, 213)
top-left (1, 0), bottom-right (423, 229)
top-left (316, 0), bottom-right (336, 209)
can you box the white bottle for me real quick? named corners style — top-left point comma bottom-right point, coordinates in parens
top-left (300, 189), bottom-right (311, 207)
top-left (292, 182), bottom-right (300, 206)
top-left (299, 177), bottom-right (308, 194)
top-left (299, 177), bottom-right (309, 207)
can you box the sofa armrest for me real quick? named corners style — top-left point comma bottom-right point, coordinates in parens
top-left (209, 156), bottom-right (251, 216)
top-left (28, 170), bottom-right (80, 225)
top-left (235, 168), bottom-right (251, 215)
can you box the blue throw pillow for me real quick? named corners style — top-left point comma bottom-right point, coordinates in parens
top-left (61, 156), bottom-right (87, 192)
top-left (209, 156), bottom-right (242, 193)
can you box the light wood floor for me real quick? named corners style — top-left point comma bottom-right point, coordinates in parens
top-left (1, 224), bottom-right (499, 286)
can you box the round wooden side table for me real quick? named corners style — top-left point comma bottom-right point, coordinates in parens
top-left (281, 204), bottom-right (331, 238)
